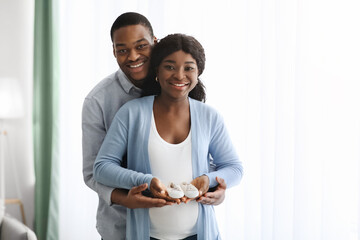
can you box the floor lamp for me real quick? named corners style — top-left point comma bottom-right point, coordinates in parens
top-left (0, 77), bottom-right (24, 223)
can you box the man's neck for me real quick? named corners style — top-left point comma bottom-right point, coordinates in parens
top-left (127, 77), bottom-right (145, 89)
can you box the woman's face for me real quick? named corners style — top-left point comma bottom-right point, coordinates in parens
top-left (157, 50), bottom-right (198, 101)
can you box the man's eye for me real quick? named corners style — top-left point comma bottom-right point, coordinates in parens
top-left (137, 44), bottom-right (148, 50)
top-left (116, 49), bottom-right (127, 54)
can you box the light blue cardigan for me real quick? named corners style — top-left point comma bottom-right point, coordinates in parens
top-left (94, 96), bottom-right (243, 239)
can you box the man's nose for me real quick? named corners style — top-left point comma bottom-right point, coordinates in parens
top-left (128, 49), bottom-right (140, 61)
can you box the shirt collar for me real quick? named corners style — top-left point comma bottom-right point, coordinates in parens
top-left (116, 69), bottom-right (142, 94)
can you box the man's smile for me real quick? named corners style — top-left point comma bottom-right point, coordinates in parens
top-left (128, 62), bottom-right (145, 68)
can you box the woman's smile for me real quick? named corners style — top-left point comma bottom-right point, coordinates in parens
top-left (157, 50), bottom-right (198, 100)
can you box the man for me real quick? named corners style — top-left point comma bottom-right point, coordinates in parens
top-left (82, 12), bottom-right (226, 240)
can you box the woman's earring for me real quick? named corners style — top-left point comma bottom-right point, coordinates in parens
top-left (155, 76), bottom-right (158, 82)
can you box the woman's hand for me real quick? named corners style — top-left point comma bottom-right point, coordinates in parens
top-left (181, 175), bottom-right (210, 203)
top-left (150, 177), bottom-right (180, 204)
top-left (191, 175), bottom-right (210, 196)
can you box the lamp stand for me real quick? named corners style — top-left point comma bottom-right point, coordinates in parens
top-left (0, 119), bottom-right (6, 221)
top-left (0, 119), bottom-right (26, 224)
top-left (5, 198), bottom-right (26, 225)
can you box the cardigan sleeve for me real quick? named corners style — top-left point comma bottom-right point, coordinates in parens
top-left (205, 113), bottom-right (243, 188)
top-left (93, 106), bottom-right (153, 190)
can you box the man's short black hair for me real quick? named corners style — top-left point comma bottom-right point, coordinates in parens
top-left (110, 12), bottom-right (154, 42)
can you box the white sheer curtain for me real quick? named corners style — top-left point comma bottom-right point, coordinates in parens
top-left (58, 0), bottom-right (360, 239)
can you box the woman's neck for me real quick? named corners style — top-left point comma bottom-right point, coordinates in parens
top-left (153, 95), bottom-right (191, 144)
top-left (154, 95), bottom-right (189, 113)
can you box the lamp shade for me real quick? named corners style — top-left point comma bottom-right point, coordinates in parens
top-left (0, 77), bottom-right (24, 119)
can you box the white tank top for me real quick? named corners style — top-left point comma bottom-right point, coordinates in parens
top-left (148, 112), bottom-right (198, 239)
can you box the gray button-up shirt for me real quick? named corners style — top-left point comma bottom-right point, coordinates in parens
top-left (82, 69), bottom-right (142, 240)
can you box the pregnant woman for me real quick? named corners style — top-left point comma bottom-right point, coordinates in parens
top-left (94, 33), bottom-right (243, 240)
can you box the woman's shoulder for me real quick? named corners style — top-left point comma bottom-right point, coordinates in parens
top-left (189, 98), bottom-right (221, 117)
top-left (114, 96), bottom-right (154, 123)
top-left (120, 95), bottom-right (154, 111)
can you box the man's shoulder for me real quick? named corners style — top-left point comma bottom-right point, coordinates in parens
top-left (85, 71), bottom-right (120, 99)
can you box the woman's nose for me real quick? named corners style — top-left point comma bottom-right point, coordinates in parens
top-left (174, 69), bottom-right (185, 80)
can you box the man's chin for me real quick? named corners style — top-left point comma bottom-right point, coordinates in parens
top-left (128, 75), bottom-right (146, 88)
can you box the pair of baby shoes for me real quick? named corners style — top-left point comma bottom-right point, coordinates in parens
top-left (167, 182), bottom-right (199, 199)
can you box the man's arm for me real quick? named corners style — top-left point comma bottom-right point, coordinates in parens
top-left (112, 184), bottom-right (170, 209)
top-left (82, 97), bottom-right (167, 208)
top-left (82, 97), bottom-right (115, 205)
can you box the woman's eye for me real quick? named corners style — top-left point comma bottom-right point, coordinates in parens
top-left (185, 66), bottom-right (194, 71)
top-left (164, 65), bottom-right (175, 70)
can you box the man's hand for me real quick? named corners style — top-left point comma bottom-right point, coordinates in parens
top-left (111, 183), bottom-right (172, 209)
top-left (197, 177), bottom-right (226, 205)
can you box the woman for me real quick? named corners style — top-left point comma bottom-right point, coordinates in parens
top-left (94, 34), bottom-right (243, 239)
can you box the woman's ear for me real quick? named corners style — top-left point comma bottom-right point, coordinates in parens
top-left (153, 36), bottom-right (158, 44)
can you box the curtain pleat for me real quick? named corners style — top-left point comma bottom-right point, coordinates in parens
top-left (33, 0), bottom-right (59, 239)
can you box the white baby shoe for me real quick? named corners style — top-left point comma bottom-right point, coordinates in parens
top-left (167, 183), bottom-right (185, 199)
top-left (180, 182), bottom-right (199, 199)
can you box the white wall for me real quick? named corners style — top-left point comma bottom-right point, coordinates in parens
top-left (0, 0), bottom-right (35, 229)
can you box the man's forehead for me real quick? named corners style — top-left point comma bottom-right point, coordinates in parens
top-left (114, 38), bottom-right (150, 47)
top-left (113, 25), bottom-right (153, 45)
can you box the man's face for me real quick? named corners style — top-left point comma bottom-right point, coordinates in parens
top-left (112, 25), bottom-right (155, 87)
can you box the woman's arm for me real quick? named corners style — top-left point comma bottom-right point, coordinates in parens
top-left (93, 111), bottom-right (153, 190)
top-left (205, 114), bottom-right (244, 189)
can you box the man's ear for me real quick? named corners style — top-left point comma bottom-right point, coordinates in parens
top-left (112, 44), bottom-right (116, 58)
